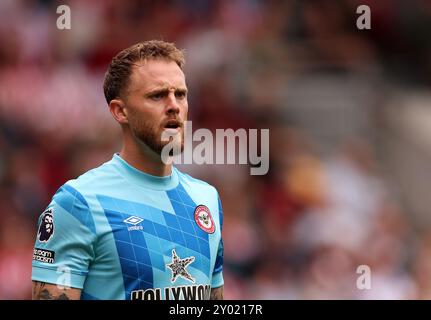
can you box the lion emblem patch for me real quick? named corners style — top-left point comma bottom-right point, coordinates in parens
top-left (38, 208), bottom-right (54, 242)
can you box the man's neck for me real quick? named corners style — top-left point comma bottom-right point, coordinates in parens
top-left (119, 136), bottom-right (172, 177)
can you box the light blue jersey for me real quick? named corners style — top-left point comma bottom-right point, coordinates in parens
top-left (32, 154), bottom-right (224, 300)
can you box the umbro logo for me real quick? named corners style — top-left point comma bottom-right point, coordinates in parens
top-left (123, 216), bottom-right (144, 231)
top-left (124, 216), bottom-right (143, 225)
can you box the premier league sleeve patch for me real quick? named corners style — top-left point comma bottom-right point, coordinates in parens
top-left (37, 208), bottom-right (54, 243)
top-left (194, 205), bottom-right (215, 234)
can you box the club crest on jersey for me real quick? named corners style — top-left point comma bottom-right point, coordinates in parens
top-left (37, 208), bottom-right (54, 243)
top-left (194, 205), bottom-right (215, 234)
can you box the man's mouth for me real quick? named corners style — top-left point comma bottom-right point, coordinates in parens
top-left (163, 120), bottom-right (182, 132)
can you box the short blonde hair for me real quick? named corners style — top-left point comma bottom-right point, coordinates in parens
top-left (103, 40), bottom-right (185, 103)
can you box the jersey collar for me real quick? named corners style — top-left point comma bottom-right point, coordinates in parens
top-left (111, 153), bottom-right (179, 190)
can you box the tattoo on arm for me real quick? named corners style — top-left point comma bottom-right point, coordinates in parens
top-left (39, 289), bottom-right (70, 300)
top-left (32, 281), bottom-right (81, 300)
top-left (210, 286), bottom-right (224, 300)
top-left (33, 281), bottom-right (45, 299)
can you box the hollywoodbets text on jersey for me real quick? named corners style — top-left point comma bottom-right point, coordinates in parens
top-left (131, 284), bottom-right (211, 300)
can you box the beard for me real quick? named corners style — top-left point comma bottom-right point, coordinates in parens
top-left (129, 118), bottom-right (184, 157)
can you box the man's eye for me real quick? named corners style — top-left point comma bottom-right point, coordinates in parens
top-left (175, 91), bottom-right (186, 99)
top-left (150, 94), bottom-right (163, 101)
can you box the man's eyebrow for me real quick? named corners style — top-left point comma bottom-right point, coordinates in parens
top-left (145, 88), bottom-right (169, 96)
top-left (174, 88), bottom-right (188, 94)
top-left (145, 87), bottom-right (187, 96)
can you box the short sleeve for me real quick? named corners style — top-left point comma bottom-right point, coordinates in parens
top-left (31, 184), bottom-right (96, 289)
top-left (211, 193), bottom-right (224, 288)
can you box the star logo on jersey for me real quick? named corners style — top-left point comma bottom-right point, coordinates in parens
top-left (166, 249), bottom-right (195, 283)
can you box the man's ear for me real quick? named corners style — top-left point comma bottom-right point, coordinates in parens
top-left (109, 99), bottom-right (128, 124)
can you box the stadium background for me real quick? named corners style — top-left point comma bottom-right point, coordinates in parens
top-left (1, 0), bottom-right (431, 299)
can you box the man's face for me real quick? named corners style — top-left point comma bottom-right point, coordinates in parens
top-left (124, 59), bottom-right (188, 156)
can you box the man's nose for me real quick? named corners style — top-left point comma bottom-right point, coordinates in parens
top-left (166, 92), bottom-right (180, 114)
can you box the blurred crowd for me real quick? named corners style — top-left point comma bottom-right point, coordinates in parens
top-left (1, 0), bottom-right (431, 299)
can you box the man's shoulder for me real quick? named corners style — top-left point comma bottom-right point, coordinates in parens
top-left (55, 158), bottom-right (119, 200)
